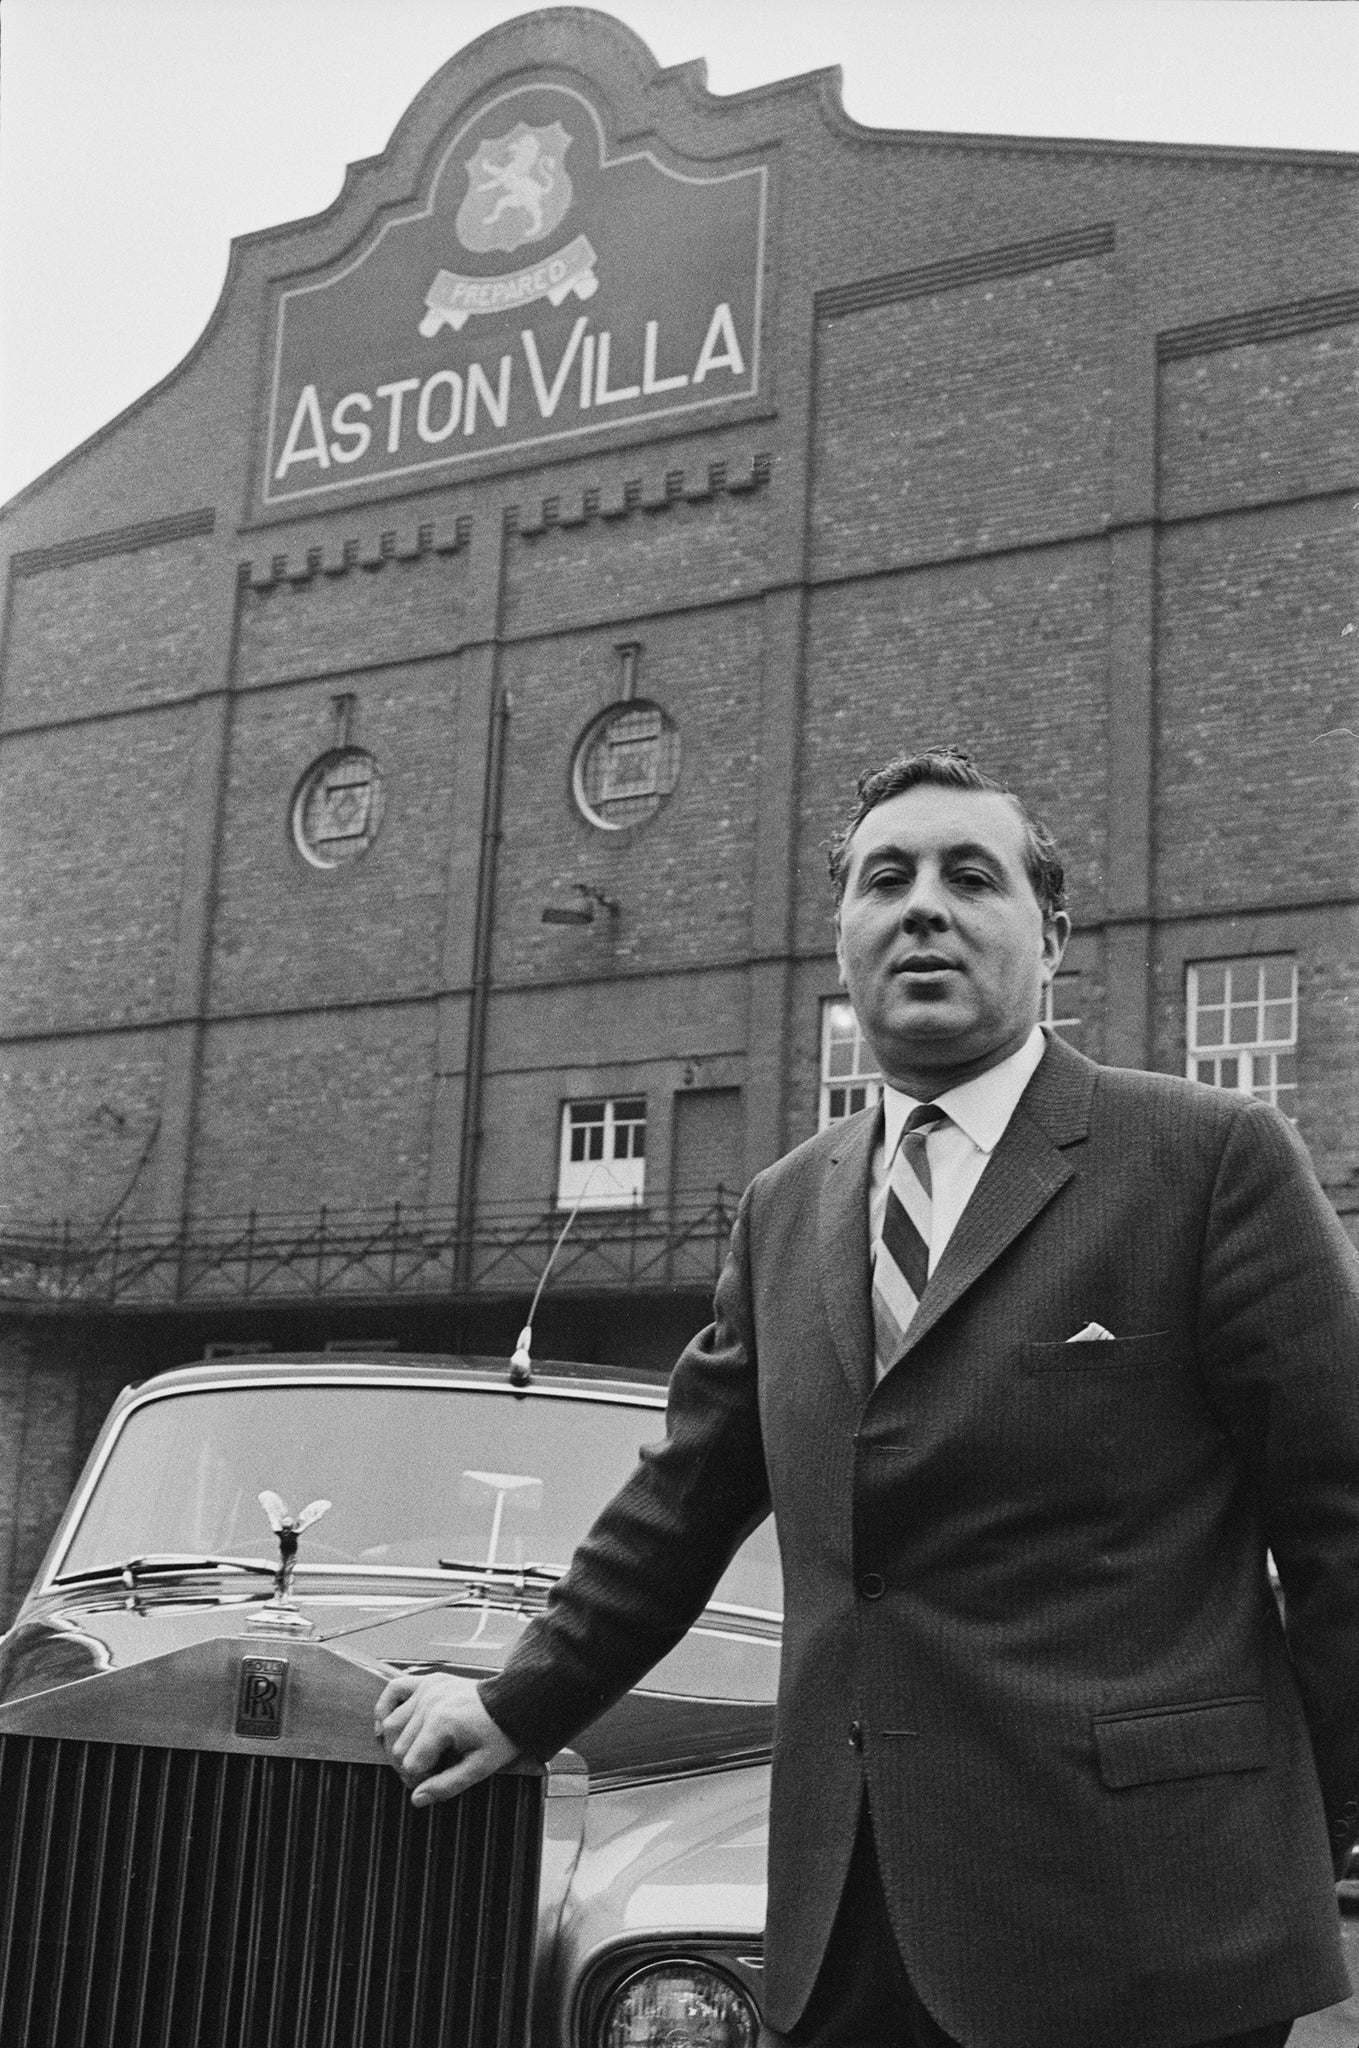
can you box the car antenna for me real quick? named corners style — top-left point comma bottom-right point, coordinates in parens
top-left (510, 1169), bottom-right (600, 1387)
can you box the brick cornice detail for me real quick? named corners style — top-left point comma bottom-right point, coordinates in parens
top-left (12, 508), bottom-right (216, 577)
top-left (1158, 287), bottom-right (1359, 362)
top-left (816, 224), bottom-right (1116, 321)
top-left (239, 514), bottom-right (472, 592)
top-left (506, 452), bottom-right (772, 538)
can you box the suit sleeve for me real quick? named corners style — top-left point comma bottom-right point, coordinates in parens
top-left (1197, 1099), bottom-right (1359, 1873)
top-left (478, 1188), bottom-right (771, 1761)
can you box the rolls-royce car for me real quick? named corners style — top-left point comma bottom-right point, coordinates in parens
top-left (0, 1351), bottom-right (781, 2047)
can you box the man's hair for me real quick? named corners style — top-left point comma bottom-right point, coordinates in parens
top-left (827, 746), bottom-right (1068, 919)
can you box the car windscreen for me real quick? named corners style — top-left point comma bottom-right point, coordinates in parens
top-left (56, 1381), bottom-right (782, 1615)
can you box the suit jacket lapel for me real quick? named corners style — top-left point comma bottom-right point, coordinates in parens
top-left (888, 1033), bottom-right (1097, 1365)
top-left (818, 1104), bottom-right (880, 1401)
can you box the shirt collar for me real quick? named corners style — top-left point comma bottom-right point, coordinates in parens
top-left (882, 1025), bottom-right (1047, 1157)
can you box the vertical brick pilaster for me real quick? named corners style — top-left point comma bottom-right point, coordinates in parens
top-left (1104, 525), bottom-right (1156, 1067)
top-left (743, 587), bottom-right (808, 1178)
top-left (1102, 251), bottom-right (1159, 1070)
top-left (422, 506), bottom-right (506, 1214)
top-left (150, 550), bottom-right (241, 1221)
top-left (743, 287), bottom-right (818, 1179)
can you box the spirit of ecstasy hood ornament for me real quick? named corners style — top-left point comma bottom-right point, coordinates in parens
top-left (244, 1492), bottom-right (332, 1635)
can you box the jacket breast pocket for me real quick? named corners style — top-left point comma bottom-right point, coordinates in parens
top-left (1094, 1696), bottom-right (1269, 1789)
top-left (1022, 1333), bottom-right (1175, 1375)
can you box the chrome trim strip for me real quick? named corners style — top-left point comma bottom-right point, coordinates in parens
top-left (589, 1747), bottom-right (774, 1791)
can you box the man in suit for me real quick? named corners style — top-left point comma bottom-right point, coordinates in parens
top-left (377, 747), bottom-right (1359, 2047)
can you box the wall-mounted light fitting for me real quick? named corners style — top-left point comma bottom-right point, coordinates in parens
top-left (541, 883), bottom-right (621, 926)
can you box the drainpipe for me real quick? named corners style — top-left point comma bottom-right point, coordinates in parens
top-left (455, 685), bottom-right (512, 1283)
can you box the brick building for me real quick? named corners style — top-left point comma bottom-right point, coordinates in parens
top-left (0, 8), bottom-right (1356, 1617)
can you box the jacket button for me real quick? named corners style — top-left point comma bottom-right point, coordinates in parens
top-left (848, 1720), bottom-right (864, 1752)
top-left (859, 1572), bottom-right (886, 1600)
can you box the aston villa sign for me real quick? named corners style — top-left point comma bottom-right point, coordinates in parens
top-left (260, 83), bottom-right (768, 506)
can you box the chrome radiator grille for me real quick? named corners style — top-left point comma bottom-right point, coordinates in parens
top-left (0, 1735), bottom-right (543, 2048)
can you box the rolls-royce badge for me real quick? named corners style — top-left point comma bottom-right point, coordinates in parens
top-left (236, 1655), bottom-right (289, 1739)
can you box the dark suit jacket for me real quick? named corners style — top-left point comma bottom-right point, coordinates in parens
top-left (483, 1036), bottom-right (1359, 2048)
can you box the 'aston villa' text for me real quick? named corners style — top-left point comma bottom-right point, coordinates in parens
top-left (273, 304), bottom-right (746, 480)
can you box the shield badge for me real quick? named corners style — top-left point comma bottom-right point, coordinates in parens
top-left (457, 121), bottom-right (573, 254)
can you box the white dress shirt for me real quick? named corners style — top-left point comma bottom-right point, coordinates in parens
top-left (868, 1026), bottom-right (1048, 1276)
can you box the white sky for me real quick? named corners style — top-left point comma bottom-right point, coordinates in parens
top-left (1, 0), bottom-right (1356, 508)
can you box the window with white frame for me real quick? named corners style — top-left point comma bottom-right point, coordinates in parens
top-left (1042, 972), bottom-right (1082, 1045)
top-left (1187, 956), bottom-right (1297, 1111)
top-left (557, 1097), bottom-right (647, 1208)
top-left (819, 999), bottom-right (883, 1129)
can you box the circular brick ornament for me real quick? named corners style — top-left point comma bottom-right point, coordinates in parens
top-left (571, 700), bottom-right (680, 832)
top-left (291, 748), bottom-right (385, 869)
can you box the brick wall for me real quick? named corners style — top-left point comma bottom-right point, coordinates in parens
top-left (475, 968), bottom-right (748, 1211)
top-left (1160, 322), bottom-right (1359, 519)
top-left (493, 601), bottom-right (765, 983)
top-left (1, 534), bottom-right (214, 728)
top-left (502, 457), bottom-right (771, 635)
top-left (205, 661), bottom-right (465, 1017)
top-left (0, 1319), bottom-right (135, 1623)
top-left (186, 1004), bottom-right (438, 1216)
top-left (237, 541), bottom-right (471, 686)
top-left (1303, 925), bottom-right (1359, 1202)
top-left (0, 709), bottom-right (197, 1035)
top-left (812, 257), bottom-right (1113, 579)
top-left (1153, 502), bottom-right (1357, 915)
top-left (0, 1033), bottom-right (167, 1231)
top-left (0, 1325), bottom-right (83, 1609)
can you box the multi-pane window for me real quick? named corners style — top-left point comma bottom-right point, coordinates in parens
top-left (1187, 956), bottom-right (1297, 1111)
top-left (819, 1000), bottom-right (883, 1129)
top-left (1042, 973), bottom-right (1082, 1045)
top-left (557, 1097), bottom-right (647, 1208)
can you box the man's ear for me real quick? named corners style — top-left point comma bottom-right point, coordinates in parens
top-left (1041, 911), bottom-right (1072, 980)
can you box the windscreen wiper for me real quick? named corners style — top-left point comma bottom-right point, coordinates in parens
top-left (53, 1554), bottom-right (277, 1589)
top-left (436, 1558), bottom-right (562, 1584)
top-left (314, 1561), bottom-right (564, 1645)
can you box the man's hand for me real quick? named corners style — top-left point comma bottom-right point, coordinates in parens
top-left (374, 1672), bottom-right (520, 1806)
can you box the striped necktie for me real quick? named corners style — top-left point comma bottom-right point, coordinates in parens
top-left (872, 1103), bottom-right (948, 1378)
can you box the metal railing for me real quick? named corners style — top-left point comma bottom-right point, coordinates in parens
top-left (0, 1192), bottom-right (739, 1310)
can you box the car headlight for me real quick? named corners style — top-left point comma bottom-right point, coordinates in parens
top-left (597, 1959), bottom-right (759, 2047)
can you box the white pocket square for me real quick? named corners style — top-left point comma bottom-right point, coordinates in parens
top-left (1066, 1321), bottom-right (1116, 1343)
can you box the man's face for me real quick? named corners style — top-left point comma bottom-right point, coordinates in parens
top-left (834, 783), bottom-right (1070, 1093)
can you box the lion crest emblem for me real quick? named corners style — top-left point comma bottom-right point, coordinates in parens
top-left (456, 121), bottom-right (573, 254)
